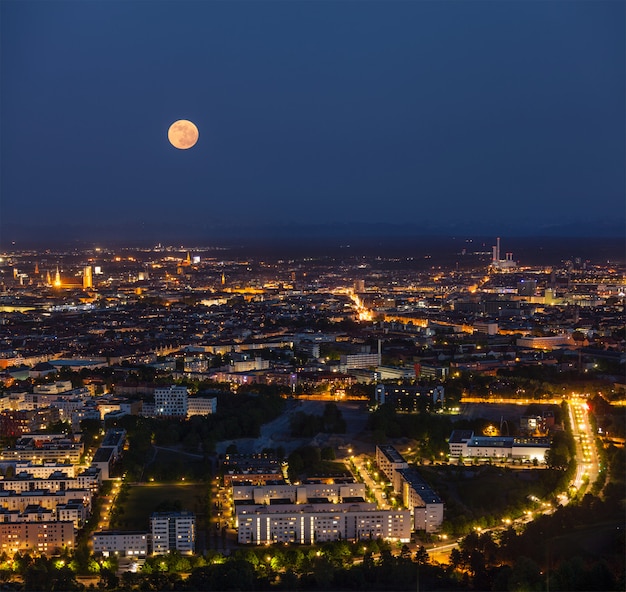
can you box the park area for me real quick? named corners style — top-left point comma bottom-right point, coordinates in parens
top-left (418, 464), bottom-right (562, 533)
top-left (110, 482), bottom-right (208, 532)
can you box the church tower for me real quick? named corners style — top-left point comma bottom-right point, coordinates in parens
top-left (83, 266), bottom-right (93, 289)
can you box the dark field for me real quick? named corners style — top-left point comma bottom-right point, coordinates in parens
top-left (111, 483), bottom-right (207, 531)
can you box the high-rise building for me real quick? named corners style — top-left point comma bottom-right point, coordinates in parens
top-left (83, 266), bottom-right (93, 289)
top-left (354, 279), bottom-right (365, 293)
top-left (150, 511), bottom-right (195, 554)
top-left (154, 386), bottom-right (188, 417)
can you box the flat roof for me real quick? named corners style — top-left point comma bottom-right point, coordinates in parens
top-left (398, 468), bottom-right (442, 505)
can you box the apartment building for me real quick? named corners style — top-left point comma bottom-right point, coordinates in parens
top-left (92, 530), bottom-right (149, 557)
top-left (0, 521), bottom-right (75, 555)
top-left (150, 511), bottom-right (195, 554)
top-left (154, 386), bottom-right (188, 417)
top-left (236, 501), bottom-right (411, 545)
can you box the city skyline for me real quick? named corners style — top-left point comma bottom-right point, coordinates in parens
top-left (1, 0), bottom-right (625, 247)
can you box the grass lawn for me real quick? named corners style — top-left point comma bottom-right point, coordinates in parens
top-left (112, 483), bottom-right (207, 531)
top-left (144, 447), bottom-right (210, 482)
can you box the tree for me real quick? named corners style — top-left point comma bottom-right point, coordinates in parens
top-left (507, 556), bottom-right (542, 592)
top-left (414, 545), bottom-right (429, 565)
top-left (449, 548), bottom-right (462, 569)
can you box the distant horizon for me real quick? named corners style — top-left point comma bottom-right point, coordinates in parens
top-left (1, 226), bottom-right (624, 267)
top-left (1, 219), bottom-right (624, 250)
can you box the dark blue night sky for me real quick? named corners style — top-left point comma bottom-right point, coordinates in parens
top-left (1, 0), bottom-right (624, 245)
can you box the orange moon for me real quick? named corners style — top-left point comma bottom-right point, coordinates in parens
top-left (168, 119), bottom-right (199, 149)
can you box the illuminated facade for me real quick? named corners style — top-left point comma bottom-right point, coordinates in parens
top-left (92, 530), bottom-right (148, 557)
top-left (448, 430), bottom-right (550, 462)
top-left (0, 489), bottom-right (92, 513)
top-left (398, 469), bottom-right (444, 533)
top-left (375, 445), bottom-right (409, 491)
top-left (0, 435), bottom-right (83, 464)
top-left (236, 501), bottom-right (411, 545)
top-left (232, 482), bottom-right (366, 504)
top-left (150, 511), bottom-right (195, 555)
top-left (376, 446), bottom-right (445, 533)
top-left (83, 265), bottom-right (93, 289)
top-left (0, 469), bottom-right (100, 494)
top-left (0, 521), bottom-right (75, 555)
top-left (186, 396), bottom-right (217, 417)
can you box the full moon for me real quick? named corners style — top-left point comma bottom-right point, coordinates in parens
top-left (168, 119), bottom-right (199, 150)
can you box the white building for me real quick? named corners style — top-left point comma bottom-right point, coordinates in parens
top-left (232, 482), bottom-right (366, 505)
top-left (55, 501), bottom-right (88, 528)
top-left (228, 358), bottom-right (270, 373)
top-left (0, 469), bottom-right (101, 494)
top-left (375, 366), bottom-right (416, 380)
top-left (187, 397), bottom-right (217, 417)
top-left (236, 501), bottom-right (411, 545)
top-left (398, 468), bottom-right (444, 533)
top-left (0, 489), bottom-right (92, 513)
top-left (12, 462), bottom-right (78, 479)
top-left (376, 445), bottom-right (409, 491)
top-left (92, 530), bottom-right (148, 557)
top-left (339, 353), bottom-right (380, 371)
top-left (33, 381), bottom-right (73, 395)
top-left (447, 430), bottom-right (473, 459)
top-left (448, 430), bottom-right (550, 462)
top-left (154, 386), bottom-right (188, 417)
top-left (150, 512), bottom-right (195, 555)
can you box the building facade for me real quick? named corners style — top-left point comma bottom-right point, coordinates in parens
top-left (236, 502), bottom-right (411, 545)
top-left (0, 521), bottom-right (75, 555)
top-left (154, 386), bottom-right (188, 417)
top-left (92, 530), bottom-right (149, 557)
top-left (150, 511), bottom-right (195, 554)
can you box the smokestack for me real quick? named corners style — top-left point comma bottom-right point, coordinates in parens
top-left (496, 237), bottom-right (501, 262)
top-left (492, 246), bottom-right (498, 263)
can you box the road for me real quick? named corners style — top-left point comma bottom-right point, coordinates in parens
top-left (347, 454), bottom-right (389, 509)
top-left (424, 395), bottom-right (601, 563)
top-left (567, 395), bottom-right (599, 493)
top-left (206, 394), bottom-right (601, 561)
top-left (95, 478), bottom-right (122, 532)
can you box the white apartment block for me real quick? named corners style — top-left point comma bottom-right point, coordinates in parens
top-left (229, 358), bottom-right (270, 373)
top-left (398, 469), bottom-right (444, 533)
top-left (150, 512), bottom-right (195, 554)
top-left (447, 431), bottom-right (550, 462)
top-left (374, 446), bottom-right (444, 533)
top-left (187, 397), bottom-right (217, 417)
top-left (92, 530), bottom-right (149, 557)
top-left (236, 501), bottom-right (411, 545)
top-left (33, 382), bottom-right (74, 395)
top-left (0, 489), bottom-right (92, 513)
top-left (375, 445), bottom-right (409, 491)
top-left (0, 468), bottom-right (101, 494)
top-left (154, 386), bottom-right (188, 417)
top-left (339, 353), bottom-right (380, 371)
top-left (55, 501), bottom-right (87, 528)
top-left (232, 483), bottom-right (366, 505)
top-left (12, 462), bottom-right (78, 479)
top-left (3, 506), bottom-right (54, 522)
